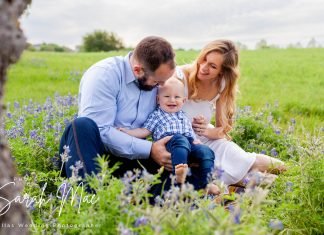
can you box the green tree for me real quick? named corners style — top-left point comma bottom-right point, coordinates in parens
top-left (307, 37), bottom-right (317, 48)
top-left (82, 30), bottom-right (124, 52)
top-left (255, 39), bottom-right (268, 49)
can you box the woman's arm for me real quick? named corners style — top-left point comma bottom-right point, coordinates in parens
top-left (118, 127), bottom-right (151, 139)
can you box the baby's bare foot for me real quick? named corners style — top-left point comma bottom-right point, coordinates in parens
top-left (175, 164), bottom-right (188, 184)
top-left (206, 183), bottom-right (220, 195)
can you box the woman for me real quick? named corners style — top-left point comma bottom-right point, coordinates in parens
top-left (177, 40), bottom-right (286, 186)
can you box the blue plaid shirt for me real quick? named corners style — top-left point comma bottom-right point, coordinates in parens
top-left (143, 107), bottom-right (196, 141)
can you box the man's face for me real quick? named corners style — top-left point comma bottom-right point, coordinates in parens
top-left (137, 63), bottom-right (175, 91)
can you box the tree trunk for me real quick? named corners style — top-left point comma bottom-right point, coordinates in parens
top-left (0, 1), bottom-right (32, 234)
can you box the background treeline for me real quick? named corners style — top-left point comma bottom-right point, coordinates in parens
top-left (26, 30), bottom-right (323, 52)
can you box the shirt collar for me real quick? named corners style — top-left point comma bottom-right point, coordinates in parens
top-left (124, 51), bottom-right (137, 85)
top-left (158, 107), bottom-right (184, 119)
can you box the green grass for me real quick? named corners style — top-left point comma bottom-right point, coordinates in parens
top-left (239, 48), bottom-right (324, 131)
top-left (3, 49), bottom-right (323, 234)
top-left (6, 48), bottom-right (324, 131)
top-left (6, 51), bottom-right (128, 102)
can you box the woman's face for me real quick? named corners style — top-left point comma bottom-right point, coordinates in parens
top-left (197, 51), bottom-right (223, 81)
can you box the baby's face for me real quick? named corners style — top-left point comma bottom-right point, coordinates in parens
top-left (157, 80), bottom-right (186, 113)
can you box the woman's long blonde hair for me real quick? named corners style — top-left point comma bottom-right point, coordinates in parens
top-left (184, 40), bottom-right (240, 133)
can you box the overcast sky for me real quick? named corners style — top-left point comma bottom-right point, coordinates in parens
top-left (21, 0), bottom-right (324, 50)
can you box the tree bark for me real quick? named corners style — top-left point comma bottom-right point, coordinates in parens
top-left (0, 1), bottom-right (32, 234)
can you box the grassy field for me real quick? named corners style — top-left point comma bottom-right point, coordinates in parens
top-left (7, 49), bottom-right (324, 131)
top-left (3, 49), bottom-right (324, 234)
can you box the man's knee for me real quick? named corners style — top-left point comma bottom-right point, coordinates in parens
top-left (73, 117), bottom-right (98, 132)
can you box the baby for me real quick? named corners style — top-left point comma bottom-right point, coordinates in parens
top-left (120, 78), bottom-right (219, 194)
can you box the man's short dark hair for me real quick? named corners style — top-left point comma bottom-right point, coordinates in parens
top-left (133, 36), bottom-right (175, 72)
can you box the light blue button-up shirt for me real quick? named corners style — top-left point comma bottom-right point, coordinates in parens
top-left (78, 52), bottom-right (157, 159)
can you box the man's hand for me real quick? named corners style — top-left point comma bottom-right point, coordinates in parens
top-left (150, 135), bottom-right (173, 171)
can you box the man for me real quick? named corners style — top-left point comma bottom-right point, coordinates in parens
top-left (59, 36), bottom-right (175, 188)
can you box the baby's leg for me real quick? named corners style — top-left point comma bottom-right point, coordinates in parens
top-left (166, 134), bottom-right (191, 183)
top-left (175, 163), bottom-right (188, 184)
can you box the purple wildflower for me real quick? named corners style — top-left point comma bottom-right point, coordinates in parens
top-left (285, 181), bottom-right (293, 192)
top-left (58, 181), bottom-right (72, 199)
top-left (14, 101), bottom-right (20, 109)
top-left (27, 200), bottom-right (35, 212)
top-left (6, 112), bottom-right (12, 119)
top-left (269, 219), bottom-right (284, 230)
top-left (270, 148), bottom-right (278, 157)
top-left (154, 196), bottom-right (164, 207)
top-left (118, 223), bottom-right (133, 235)
top-left (30, 130), bottom-right (37, 139)
top-left (228, 204), bottom-right (241, 224)
top-left (212, 167), bottom-right (224, 179)
top-left (134, 216), bottom-right (148, 227)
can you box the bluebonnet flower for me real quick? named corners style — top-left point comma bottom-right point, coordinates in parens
top-left (63, 145), bottom-right (70, 154)
top-left (228, 204), bottom-right (241, 224)
top-left (58, 181), bottom-right (72, 199)
top-left (285, 181), bottom-right (294, 192)
top-left (260, 150), bottom-right (267, 155)
top-left (212, 167), bottom-right (224, 180)
top-left (154, 196), bottom-right (164, 207)
top-left (29, 130), bottom-right (37, 139)
top-left (269, 219), bottom-right (284, 230)
top-left (118, 223), bottom-right (133, 235)
top-left (17, 115), bottom-right (25, 126)
top-left (50, 155), bottom-right (61, 169)
top-left (275, 129), bottom-right (281, 135)
top-left (27, 199), bottom-right (35, 212)
top-left (66, 94), bottom-right (74, 106)
top-left (244, 106), bottom-right (251, 113)
top-left (288, 125), bottom-right (295, 133)
top-left (14, 101), bottom-right (20, 109)
top-left (134, 216), bottom-right (148, 227)
top-left (141, 169), bottom-right (154, 183)
top-left (70, 160), bottom-right (84, 179)
top-left (290, 118), bottom-right (296, 125)
top-left (35, 105), bottom-right (42, 113)
top-left (6, 112), bottom-right (12, 119)
top-left (60, 145), bottom-right (71, 163)
top-left (21, 137), bottom-right (28, 145)
top-left (270, 148), bottom-right (278, 157)
top-left (64, 118), bottom-right (70, 127)
top-left (242, 177), bottom-right (250, 186)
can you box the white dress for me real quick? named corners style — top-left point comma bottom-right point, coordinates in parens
top-left (178, 69), bottom-right (256, 185)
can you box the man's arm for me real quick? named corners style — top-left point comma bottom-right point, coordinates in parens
top-left (78, 65), bottom-right (152, 159)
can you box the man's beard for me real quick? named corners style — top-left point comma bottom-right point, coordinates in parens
top-left (137, 75), bottom-right (157, 91)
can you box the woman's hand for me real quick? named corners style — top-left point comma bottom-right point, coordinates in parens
top-left (192, 115), bottom-right (208, 136)
top-left (192, 115), bottom-right (226, 139)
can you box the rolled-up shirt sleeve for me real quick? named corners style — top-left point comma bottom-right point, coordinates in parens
top-left (78, 65), bottom-right (152, 159)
